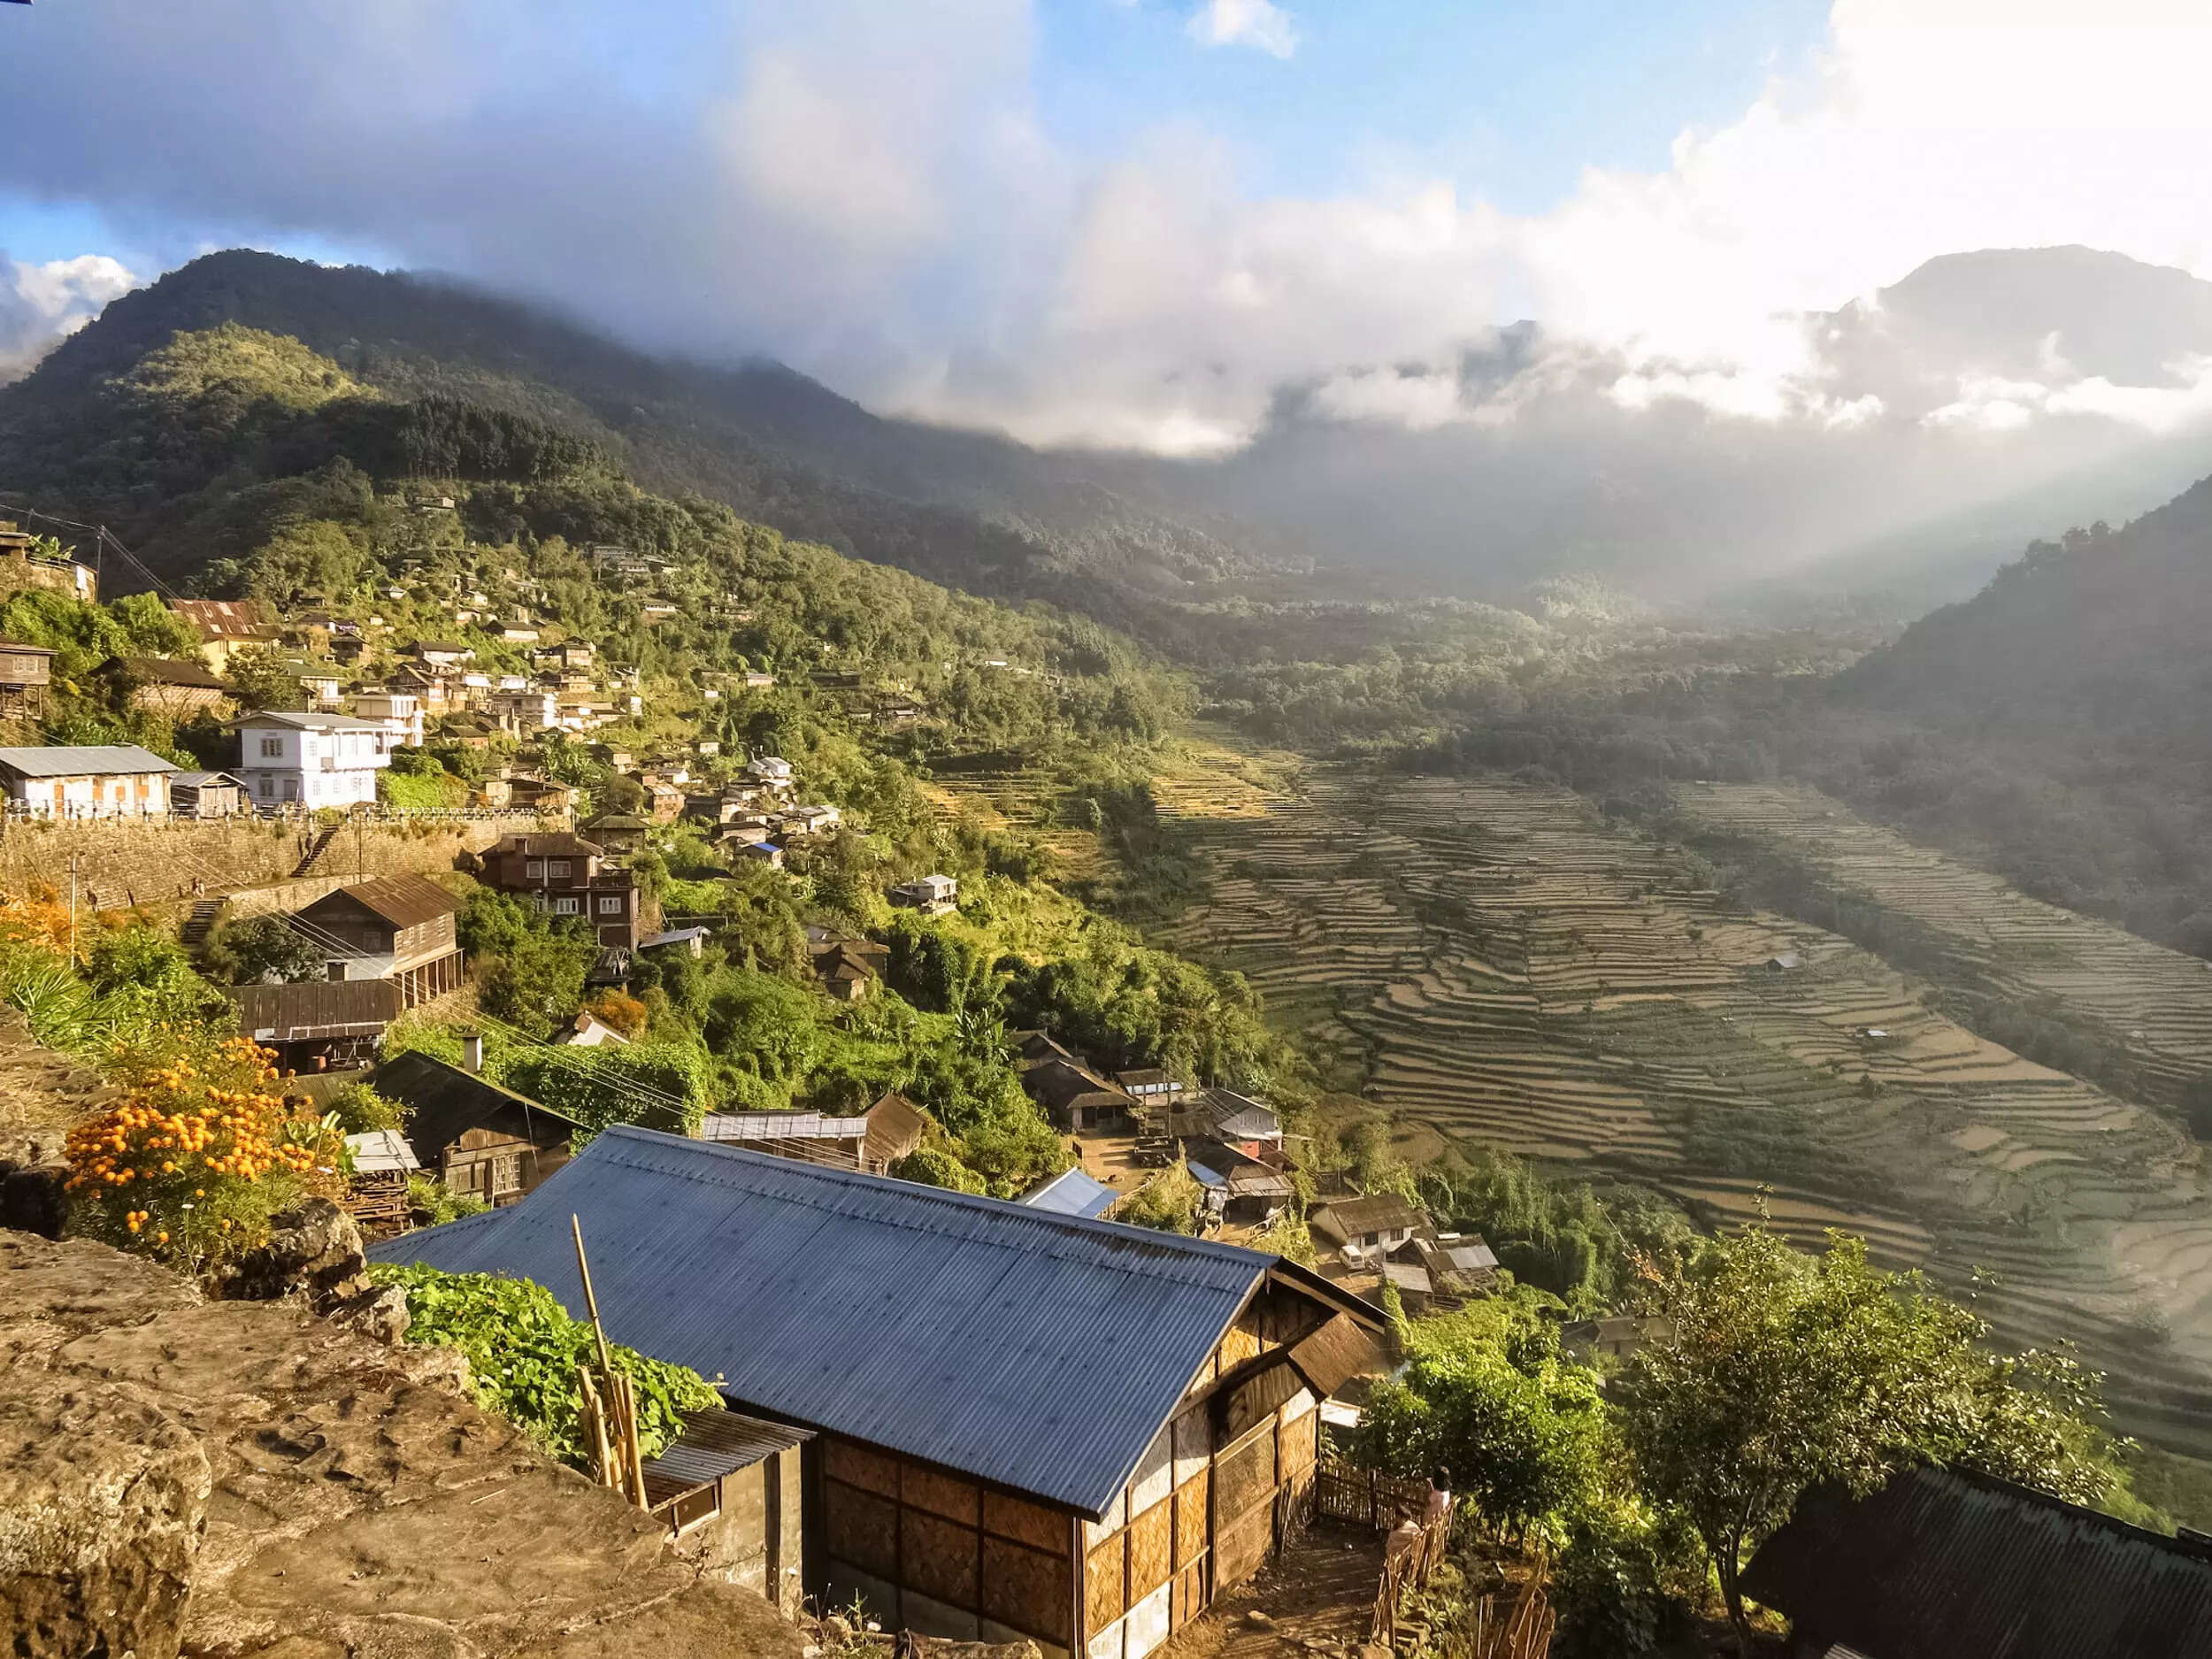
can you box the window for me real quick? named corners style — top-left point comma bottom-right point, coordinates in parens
top-left (258, 776), bottom-right (274, 798)
top-left (548, 859), bottom-right (572, 879)
top-left (259, 737), bottom-right (282, 758)
top-left (554, 895), bottom-right (580, 916)
top-left (597, 895), bottom-right (624, 915)
top-left (525, 859), bottom-right (545, 879)
top-left (491, 1154), bottom-right (523, 1195)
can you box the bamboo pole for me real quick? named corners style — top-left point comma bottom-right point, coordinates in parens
top-left (572, 1215), bottom-right (616, 1375)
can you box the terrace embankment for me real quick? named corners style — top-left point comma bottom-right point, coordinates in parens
top-left (1147, 758), bottom-right (2212, 1455)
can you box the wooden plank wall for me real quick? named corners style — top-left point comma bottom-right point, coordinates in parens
top-left (820, 1436), bottom-right (1074, 1659)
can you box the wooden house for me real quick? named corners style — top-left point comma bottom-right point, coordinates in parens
top-left (372, 1131), bottom-right (1387, 1659)
top-left (812, 936), bottom-right (887, 1002)
top-left (476, 831), bottom-right (640, 949)
top-left (737, 841), bottom-right (785, 870)
top-left (293, 873), bottom-right (464, 1007)
top-left (1740, 1463), bottom-right (2212, 1659)
top-left (0, 641), bottom-right (53, 719)
top-left (862, 1090), bottom-right (929, 1174)
top-left (582, 812), bottom-right (650, 853)
top-left (104, 653), bottom-right (232, 718)
top-left (1309, 1195), bottom-right (1424, 1254)
top-left (1023, 1057), bottom-right (1138, 1133)
top-left (232, 979), bottom-right (402, 1073)
top-left (172, 599), bottom-right (280, 673)
top-left (374, 1048), bottom-right (582, 1206)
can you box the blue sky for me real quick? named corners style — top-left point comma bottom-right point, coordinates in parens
top-left (0, 0), bottom-right (1828, 273)
top-left (1033, 0), bottom-right (1830, 209)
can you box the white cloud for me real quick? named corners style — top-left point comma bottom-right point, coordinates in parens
top-left (1186, 0), bottom-right (1299, 59)
top-left (7, 0), bottom-right (2212, 458)
top-left (0, 253), bottom-right (137, 383)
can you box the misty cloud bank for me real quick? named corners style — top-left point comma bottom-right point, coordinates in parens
top-left (6, 1), bottom-right (2212, 597)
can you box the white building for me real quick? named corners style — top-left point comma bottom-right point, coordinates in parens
top-left (351, 689), bottom-right (425, 747)
top-left (235, 710), bottom-right (396, 810)
top-left (485, 687), bottom-right (557, 734)
top-left (0, 745), bottom-right (178, 818)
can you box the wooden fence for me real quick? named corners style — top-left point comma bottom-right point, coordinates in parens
top-left (1314, 1462), bottom-right (1552, 1659)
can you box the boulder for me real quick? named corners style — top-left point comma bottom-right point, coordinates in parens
top-left (0, 1376), bottom-right (211, 1659)
top-left (222, 1200), bottom-right (369, 1306)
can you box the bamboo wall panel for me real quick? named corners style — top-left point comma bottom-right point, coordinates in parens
top-left (981, 1535), bottom-right (1071, 1644)
top-left (1212, 1425), bottom-right (1276, 1526)
top-left (1217, 1317), bottom-right (1262, 1371)
top-left (1125, 1581), bottom-right (1171, 1659)
top-left (1171, 1409), bottom-right (1209, 1486)
top-left (983, 1489), bottom-right (1067, 1553)
top-left (1086, 1532), bottom-right (1126, 1632)
top-left (1171, 1563), bottom-right (1205, 1632)
top-left (825, 1479), bottom-right (900, 1580)
top-left (1173, 1475), bottom-right (1208, 1567)
top-left (1128, 1428), bottom-right (1172, 1515)
top-left (1127, 1499), bottom-right (1173, 1601)
top-left (904, 1464), bottom-right (982, 1526)
top-left (1214, 1502), bottom-right (1272, 1592)
top-left (827, 1437), bottom-right (902, 1500)
top-left (902, 1506), bottom-right (982, 1608)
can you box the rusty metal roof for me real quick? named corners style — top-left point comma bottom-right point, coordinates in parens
top-left (368, 1126), bottom-right (1345, 1517)
top-left (301, 872), bottom-right (459, 931)
top-left (1740, 1463), bottom-right (2212, 1658)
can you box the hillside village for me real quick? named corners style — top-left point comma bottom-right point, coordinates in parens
top-left (9, 309), bottom-right (2212, 1659)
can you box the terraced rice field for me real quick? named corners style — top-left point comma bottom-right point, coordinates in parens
top-left (1151, 762), bottom-right (2212, 1452)
top-left (1673, 782), bottom-right (2212, 1102)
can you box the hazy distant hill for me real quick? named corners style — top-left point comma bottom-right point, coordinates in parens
top-left (1816, 472), bottom-right (2212, 945)
top-left (1846, 475), bottom-right (2212, 729)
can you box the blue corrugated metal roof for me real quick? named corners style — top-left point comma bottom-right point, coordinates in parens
top-left (1018, 1164), bottom-right (1119, 1220)
top-left (370, 1126), bottom-right (1280, 1517)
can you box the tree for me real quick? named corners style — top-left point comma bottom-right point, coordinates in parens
top-left (226, 646), bottom-right (308, 712)
top-left (208, 914), bottom-right (327, 985)
top-left (1357, 1305), bottom-right (1614, 1541)
top-left (1617, 1225), bottom-right (2120, 1656)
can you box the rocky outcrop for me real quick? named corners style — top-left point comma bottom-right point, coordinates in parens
top-left (0, 1376), bottom-right (211, 1659)
top-left (0, 1231), bottom-right (810, 1659)
top-left (220, 1198), bottom-right (372, 1305)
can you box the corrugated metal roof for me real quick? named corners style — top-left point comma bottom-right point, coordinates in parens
top-left (1740, 1463), bottom-right (2212, 1659)
top-left (0, 744), bottom-right (180, 778)
top-left (346, 1129), bottom-right (420, 1173)
top-left (368, 1126), bottom-right (1287, 1517)
top-left (642, 1407), bottom-right (812, 1505)
top-left (1019, 1165), bottom-right (1119, 1219)
top-left (232, 978), bottom-right (401, 1038)
top-left (699, 1111), bottom-right (868, 1142)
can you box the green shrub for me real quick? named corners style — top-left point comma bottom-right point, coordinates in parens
top-left (372, 1261), bottom-right (720, 1466)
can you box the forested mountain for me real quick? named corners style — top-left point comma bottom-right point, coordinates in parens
top-left (0, 250), bottom-right (1290, 620)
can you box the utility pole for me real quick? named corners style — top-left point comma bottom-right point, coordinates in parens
top-left (68, 854), bottom-right (77, 964)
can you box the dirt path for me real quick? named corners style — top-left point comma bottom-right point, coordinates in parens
top-left (1156, 1532), bottom-right (1387, 1659)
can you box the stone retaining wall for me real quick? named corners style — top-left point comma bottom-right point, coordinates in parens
top-left (0, 815), bottom-right (554, 910)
